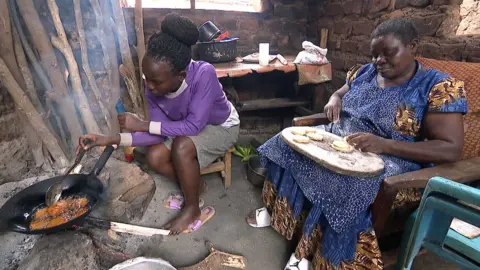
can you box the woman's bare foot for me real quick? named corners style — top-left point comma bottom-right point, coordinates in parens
top-left (163, 205), bottom-right (201, 235)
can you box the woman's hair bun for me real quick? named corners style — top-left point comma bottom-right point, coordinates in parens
top-left (161, 13), bottom-right (199, 47)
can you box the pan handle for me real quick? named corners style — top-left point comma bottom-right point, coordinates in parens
top-left (89, 145), bottom-right (115, 176)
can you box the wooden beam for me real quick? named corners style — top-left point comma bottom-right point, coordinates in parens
top-left (17, 0), bottom-right (83, 148)
top-left (135, 0), bottom-right (148, 120)
top-left (0, 58), bottom-right (68, 167)
top-left (111, 0), bottom-right (143, 117)
top-left (74, 0), bottom-right (111, 133)
top-left (320, 28), bottom-right (328, 49)
top-left (238, 98), bottom-right (309, 112)
top-left (200, 161), bottom-right (225, 175)
top-left (48, 0), bottom-right (101, 134)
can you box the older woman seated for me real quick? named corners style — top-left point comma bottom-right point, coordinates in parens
top-left (247, 19), bottom-right (468, 269)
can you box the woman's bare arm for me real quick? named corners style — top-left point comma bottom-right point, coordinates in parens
top-left (331, 84), bottom-right (350, 100)
top-left (325, 84), bottom-right (350, 122)
top-left (383, 112), bottom-right (464, 164)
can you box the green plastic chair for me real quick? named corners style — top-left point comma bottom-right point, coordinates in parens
top-left (396, 176), bottom-right (480, 270)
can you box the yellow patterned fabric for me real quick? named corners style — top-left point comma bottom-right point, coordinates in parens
top-left (393, 103), bottom-right (420, 137)
top-left (346, 64), bottom-right (364, 86)
top-left (262, 181), bottom-right (384, 269)
top-left (428, 78), bottom-right (467, 112)
top-left (392, 188), bottom-right (422, 209)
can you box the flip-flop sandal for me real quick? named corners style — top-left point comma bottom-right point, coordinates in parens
top-left (246, 207), bottom-right (271, 228)
top-left (183, 206), bottom-right (215, 234)
top-left (284, 253), bottom-right (311, 270)
top-left (163, 192), bottom-right (204, 210)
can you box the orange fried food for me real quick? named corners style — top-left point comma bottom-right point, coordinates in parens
top-left (32, 208), bottom-right (50, 220)
top-left (71, 198), bottom-right (88, 209)
top-left (72, 207), bottom-right (88, 219)
top-left (29, 219), bottom-right (49, 230)
top-left (30, 197), bottom-right (89, 230)
top-left (47, 200), bottom-right (69, 216)
top-left (47, 216), bottom-right (69, 228)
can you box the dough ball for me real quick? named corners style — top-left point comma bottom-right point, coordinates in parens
top-left (292, 135), bottom-right (310, 144)
top-left (291, 128), bottom-right (307, 136)
top-left (306, 132), bottom-right (324, 141)
top-left (331, 140), bottom-right (353, 153)
top-left (304, 127), bottom-right (318, 134)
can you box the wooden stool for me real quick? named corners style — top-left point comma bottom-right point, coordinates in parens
top-left (200, 147), bottom-right (234, 189)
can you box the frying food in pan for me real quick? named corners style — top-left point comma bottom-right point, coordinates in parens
top-left (29, 197), bottom-right (89, 230)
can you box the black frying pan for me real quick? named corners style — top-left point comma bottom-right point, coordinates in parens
top-left (0, 146), bottom-right (115, 234)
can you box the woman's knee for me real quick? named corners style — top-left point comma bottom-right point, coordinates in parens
top-left (146, 144), bottom-right (170, 168)
top-left (171, 137), bottom-right (197, 160)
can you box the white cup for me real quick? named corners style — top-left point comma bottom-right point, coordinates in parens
top-left (259, 43), bottom-right (270, 66)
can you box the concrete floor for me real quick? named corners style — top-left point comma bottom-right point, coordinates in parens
top-left (118, 155), bottom-right (290, 269)
top-left (113, 155), bottom-right (459, 270)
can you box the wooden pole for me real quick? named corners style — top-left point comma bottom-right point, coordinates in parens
top-left (90, 0), bottom-right (114, 107)
top-left (320, 28), bottom-right (328, 49)
top-left (0, 2), bottom-right (52, 170)
top-left (17, 0), bottom-right (83, 147)
top-left (110, 0), bottom-right (143, 118)
top-left (0, 58), bottom-right (68, 167)
top-left (100, 0), bottom-right (121, 134)
top-left (74, 0), bottom-right (112, 132)
top-left (47, 0), bottom-right (101, 135)
top-left (10, 4), bottom-right (68, 149)
top-left (135, 0), bottom-right (148, 120)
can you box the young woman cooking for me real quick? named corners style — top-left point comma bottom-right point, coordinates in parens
top-left (78, 13), bottom-right (240, 235)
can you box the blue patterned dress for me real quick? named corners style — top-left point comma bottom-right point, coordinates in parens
top-left (258, 62), bottom-right (467, 267)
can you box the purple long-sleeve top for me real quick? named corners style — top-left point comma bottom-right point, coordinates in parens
top-left (119, 61), bottom-right (239, 147)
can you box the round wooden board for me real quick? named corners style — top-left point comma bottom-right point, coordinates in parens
top-left (280, 127), bottom-right (385, 177)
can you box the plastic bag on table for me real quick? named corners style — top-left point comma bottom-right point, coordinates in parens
top-left (293, 41), bottom-right (329, 65)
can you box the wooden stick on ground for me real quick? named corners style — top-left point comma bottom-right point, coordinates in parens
top-left (135, 0), bottom-right (148, 120)
top-left (16, 0), bottom-right (83, 146)
top-left (0, 58), bottom-right (68, 167)
top-left (47, 0), bottom-right (101, 135)
top-left (111, 0), bottom-right (143, 117)
top-left (179, 241), bottom-right (246, 270)
top-left (73, 0), bottom-right (111, 133)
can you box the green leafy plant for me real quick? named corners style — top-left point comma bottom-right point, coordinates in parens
top-left (232, 144), bottom-right (258, 162)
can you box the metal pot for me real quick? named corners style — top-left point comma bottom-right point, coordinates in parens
top-left (198, 21), bottom-right (221, 42)
top-left (247, 155), bottom-right (266, 187)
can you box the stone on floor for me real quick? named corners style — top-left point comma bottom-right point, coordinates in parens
top-left (17, 232), bottom-right (98, 270)
top-left (81, 154), bottom-right (156, 223)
